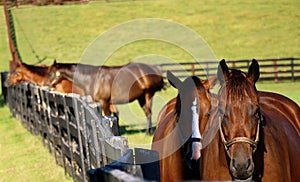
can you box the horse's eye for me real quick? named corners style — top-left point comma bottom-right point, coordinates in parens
top-left (254, 109), bottom-right (260, 120)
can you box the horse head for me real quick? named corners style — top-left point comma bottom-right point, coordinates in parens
top-left (44, 60), bottom-right (60, 86)
top-left (217, 59), bottom-right (261, 180)
top-left (45, 60), bottom-right (75, 87)
top-left (5, 62), bottom-right (24, 87)
top-left (167, 71), bottom-right (217, 170)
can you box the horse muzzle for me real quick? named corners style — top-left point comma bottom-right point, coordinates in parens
top-left (230, 157), bottom-right (254, 181)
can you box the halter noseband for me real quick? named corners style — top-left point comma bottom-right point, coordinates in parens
top-left (219, 115), bottom-right (261, 157)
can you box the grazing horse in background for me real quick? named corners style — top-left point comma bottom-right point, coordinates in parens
top-left (45, 60), bottom-right (165, 135)
top-left (4, 61), bottom-right (84, 95)
top-left (201, 59), bottom-right (300, 181)
top-left (152, 71), bottom-right (217, 182)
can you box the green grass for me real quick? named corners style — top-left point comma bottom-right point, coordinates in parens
top-left (0, 98), bottom-right (72, 182)
top-left (0, 0), bottom-right (300, 181)
top-left (1, 0), bottom-right (299, 67)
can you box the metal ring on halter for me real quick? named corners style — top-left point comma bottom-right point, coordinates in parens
top-left (219, 115), bottom-right (260, 157)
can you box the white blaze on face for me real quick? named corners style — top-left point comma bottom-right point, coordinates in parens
top-left (191, 98), bottom-right (202, 160)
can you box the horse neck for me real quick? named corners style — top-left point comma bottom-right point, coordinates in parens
top-left (201, 131), bottom-right (231, 180)
top-left (63, 65), bottom-right (98, 93)
top-left (60, 68), bottom-right (76, 82)
top-left (21, 65), bottom-right (47, 85)
top-left (201, 107), bottom-right (231, 180)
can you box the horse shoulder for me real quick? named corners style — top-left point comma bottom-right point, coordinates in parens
top-left (260, 108), bottom-right (300, 181)
top-left (152, 110), bottom-right (178, 151)
top-left (93, 71), bottom-right (112, 101)
top-left (201, 134), bottom-right (231, 180)
top-left (152, 110), bottom-right (183, 182)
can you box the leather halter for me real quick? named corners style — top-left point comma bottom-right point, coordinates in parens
top-left (50, 71), bottom-right (61, 86)
top-left (219, 114), bottom-right (261, 157)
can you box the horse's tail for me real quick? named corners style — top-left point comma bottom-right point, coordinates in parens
top-left (157, 76), bottom-right (166, 91)
top-left (148, 64), bottom-right (166, 92)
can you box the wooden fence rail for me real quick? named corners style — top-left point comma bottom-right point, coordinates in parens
top-left (157, 57), bottom-right (300, 83)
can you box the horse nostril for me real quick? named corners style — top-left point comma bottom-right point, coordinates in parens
top-left (232, 158), bottom-right (252, 170)
top-left (246, 158), bottom-right (251, 169)
top-left (231, 159), bottom-right (237, 171)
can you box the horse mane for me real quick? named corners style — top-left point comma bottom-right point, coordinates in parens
top-left (55, 63), bottom-right (126, 75)
top-left (22, 62), bottom-right (48, 76)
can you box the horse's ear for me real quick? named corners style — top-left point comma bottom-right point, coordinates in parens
top-left (167, 70), bottom-right (181, 89)
top-left (202, 75), bottom-right (218, 90)
top-left (53, 59), bottom-right (57, 65)
top-left (248, 59), bottom-right (260, 83)
top-left (217, 59), bottom-right (229, 84)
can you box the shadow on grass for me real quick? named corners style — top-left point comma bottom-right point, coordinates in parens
top-left (119, 125), bottom-right (157, 136)
top-left (0, 95), bottom-right (6, 107)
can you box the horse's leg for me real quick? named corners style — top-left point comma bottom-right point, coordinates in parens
top-left (138, 92), bottom-right (154, 135)
top-left (109, 104), bottom-right (120, 135)
top-left (101, 101), bottom-right (111, 116)
top-left (109, 104), bottom-right (119, 119)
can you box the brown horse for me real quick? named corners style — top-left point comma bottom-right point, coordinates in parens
top-left (258, 91), bottom-right (300, 135)
top-left (201, 59), bottom-right (300, 181)
top-left (152, 71), bottom-right (217, 182)
top-left (44, 60), bottom-right (165, 134)
top-left (4, 61), bottom-right (84, 95)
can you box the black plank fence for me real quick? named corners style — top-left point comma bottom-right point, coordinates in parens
top-left (1, 73), bottom-right (160, 182)
top-left (157, 57), bottom-right (300, 83)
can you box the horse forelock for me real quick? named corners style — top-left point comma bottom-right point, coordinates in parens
top-left (221, 69), bottom-right (258, 103)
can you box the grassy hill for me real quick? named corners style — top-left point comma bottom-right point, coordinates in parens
top-left (1, 0), bottom-right (300, 68)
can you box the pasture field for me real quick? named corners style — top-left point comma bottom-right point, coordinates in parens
top-left (0, 98), bottom-right (72, 182)
top-left (0, 0), bottom-right (299, 181)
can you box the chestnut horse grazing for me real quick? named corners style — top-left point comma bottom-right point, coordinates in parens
top-left (152, 71), bottom-right (217, 182)
top-left (45, 61), bottom-right (165, 135)
top-left (201, 59), bottom-right (300, 181)
top-left (4, 61), bottom-right (84, 95)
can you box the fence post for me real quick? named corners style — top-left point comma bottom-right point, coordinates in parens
top-left (206, 63), bottom-right (210, 77)
top-left (232, 61), bottom-right (236, 69)
top-left (273, 60), bottom-right (278, 82)
top-left (191, 64), bottom-right (195, 76)
top-left (291, 58), bottom-right (295, 82)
